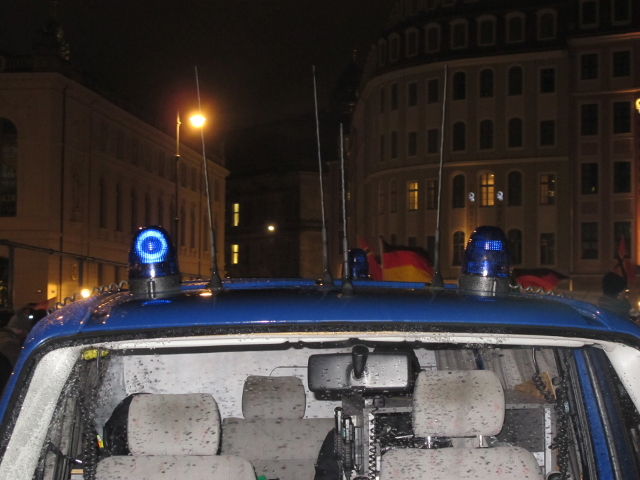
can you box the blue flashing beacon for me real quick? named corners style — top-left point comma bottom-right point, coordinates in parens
top-left (128, 226), bottom-right (180, 297)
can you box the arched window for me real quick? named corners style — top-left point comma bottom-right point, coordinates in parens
top-left (508, 171), bottom-right (523, 206)
top-left (99, 178), bottom-right (107, 229)
top-left (425, 23), bottom-right (440, 52)
top-left (144, 194), bottom-right (152, 226)
top-left (452, 174), bottom-right (465, 208)
top-left (131, 190), bottom-right (138, 233)
top-left (508, 229), bottom-right (523, 264)
top-left (508, 118), bottom-right (523, 148)
top-left (452, 122), bottom-right (466, 151)
top-left (477, 16), bottom-right (496, 46)
top-left (450, 19), bottom-right (468, 49)
top-left (180, 205), bottom-right (186, 246)
top-left (538, 10), bottom-right (556, 40)
top-left (378, 40), bottom-right (387, 66)
top-left (479, 120), bottom-right (494, 150)
top-left (190, 207), bottom-right (196, 249)
top-left (508, 66), bottom-right (523, 95)
top-left (507, 14), bottom-right (525, 43)
top-left (389, 34), bottom-right (400, 61)
top-left (452, 72), bottom-right (466, 100)
top-left (378, 182), bottom-right (385, 214)
top-left (157, 197), bottom-right (164, 226)
top-left (406, 28), bottom-right (419, 56)
top-left (0, 118), bottom-right (18, 217)
top-left (479, 69), bottom-right (494, 98)
top-left (115, 183), bottom-right (123, 232)
top-left (480, 173), bottom-right (495, 206)
top-left (452, 231), bottom-right (466, 266)
top-left (390, 180), bottom-right (398, 213)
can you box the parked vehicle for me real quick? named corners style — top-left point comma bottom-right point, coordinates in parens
top-left (0, 225), bottom-right (639, 480)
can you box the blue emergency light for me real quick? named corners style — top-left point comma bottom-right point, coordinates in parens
top-left (458, 226), bottom-right (511, 295)
top-left (348, 248), bottom-right (369, 279)
top-left (128, 226), bottom-right (180, 297)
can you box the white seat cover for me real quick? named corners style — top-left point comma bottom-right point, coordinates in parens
top-left (380, 446), bottom-right (544, 479)
top-left (96, 393), bottom-right (255, 480)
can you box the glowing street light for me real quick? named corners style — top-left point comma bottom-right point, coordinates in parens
top-left (190, 114), bottom-right (206, 128)
top-left (267, 225), bottom-right (275, 232)
top-left (80, 289), bottom-right (91, 298)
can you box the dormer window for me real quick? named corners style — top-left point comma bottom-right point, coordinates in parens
top-left (580, 0), bottom-right (598, 28)
top-left (506, 14), bottom-right (525, 43)
top-left (406, 28), bottom-right (419, 57)
top-left (477, 16), bottom-right (496, 46)
top-left (378, 40), bottom-right (387, 66)
top-left (425, 23), bottom-right (440, 52)
top-left (450, 19), bottom-right (468, 49)
top-left (389, 34), bottom-right (400, 62)
top-left (537, 10), bottom-right (556, 40)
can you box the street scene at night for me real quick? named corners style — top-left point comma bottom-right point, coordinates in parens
top-left (1, 1), bottom-right (640, 479)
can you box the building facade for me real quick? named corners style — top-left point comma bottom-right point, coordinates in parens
top-left (348, 0), bottom-right (639, 293)
top-left (0, 55), bottom-right (227, 309)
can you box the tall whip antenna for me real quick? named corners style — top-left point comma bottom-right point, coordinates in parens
top-left (431, 64), bottom-right (448, 289)
top-left (339, 124), bottom-right (353, 296)
top-left (313, 65), bottom-right (334, 286)
top-left (195, 66), bottom-right (223, 290)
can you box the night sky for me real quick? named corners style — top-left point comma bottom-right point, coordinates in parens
top-left (1, 1), bottom-right (393, 136)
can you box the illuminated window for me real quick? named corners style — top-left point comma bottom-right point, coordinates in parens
top-left (231, 244), bottom-right (239, 264)
top-left (233, 203), bottom-right (240, 227)
top-left (540, 174), bottom-right (556, 205)
top-left (480, 173), bottom-right (495, 206)
top-left (407, 182), bottom-right (419, 210)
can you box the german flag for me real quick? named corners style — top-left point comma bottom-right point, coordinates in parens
top-left (380, 238), bottom-right (433, 283)
top-left (513, 268), bottom-right (568, 291)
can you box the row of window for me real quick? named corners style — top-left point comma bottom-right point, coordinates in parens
top-left (581, 162), bottom-right (632, 195)
top-left (580, 102), bottom-right (632, 136)
top-left (382, 229), bottom-right (552, 267)
top-left (378, 10), bottom-right (559, 65)
top-left (380, 118), bottom-right (555, 159)
top-left (376, 171), bottom-right (555, 214)
top-left (382, 67), bottom-right (542, 111)
top-left (96, 179), bottom-right (216, 250)
top-left (380, 53), bottom-right (631, 113)
top-left (580, 221), bottom-right (632, 260)
top-left (99, 121), bottom-right (204, 193)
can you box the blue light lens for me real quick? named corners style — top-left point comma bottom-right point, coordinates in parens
top-left (461, 226), bottom-right (510, 277)
top-left (135, 229), bottom-right (169, 264)
top-left (128, 226), bottom-right (179, 281)
top-left (348, 248), bottom-right (369, 278)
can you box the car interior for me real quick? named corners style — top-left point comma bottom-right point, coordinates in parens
top-left (32, 338), bottom-right (640, 480)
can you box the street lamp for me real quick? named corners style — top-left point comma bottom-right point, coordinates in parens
top-left (174, 113), bottom-right (206, 247)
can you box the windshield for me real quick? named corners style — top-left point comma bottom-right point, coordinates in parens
top-left (14, 335), bottom-right (640, 480)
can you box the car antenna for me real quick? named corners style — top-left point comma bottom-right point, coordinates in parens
top-left (339, 124), bottom-right (354, 296)
top-left (195, 66), bottom-right (223, 291)
top-left (430, 64), bottom-right (448, 290)
top-left (313, 65), bottom-right (334, 286)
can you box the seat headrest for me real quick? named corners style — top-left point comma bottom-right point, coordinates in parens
top-left (127, 393), bottom-right (220, 455)
top-left (242, 375), bottom-right (306, 420)
top-left (412, 370), bottom-right (505, 438)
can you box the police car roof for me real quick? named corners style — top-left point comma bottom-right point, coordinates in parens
top-left (22, 279), bottom-right (640, 357)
